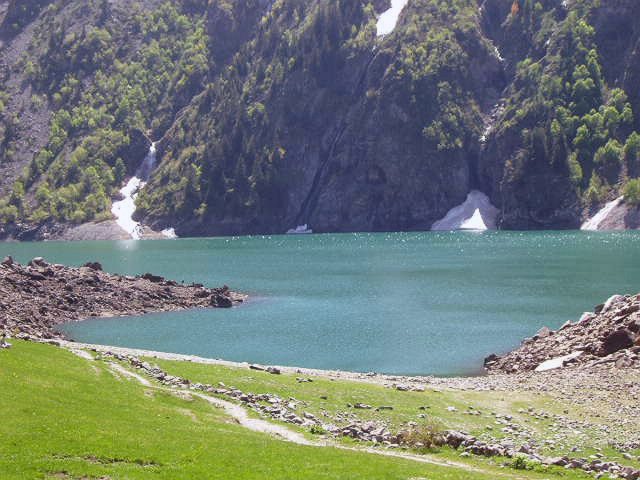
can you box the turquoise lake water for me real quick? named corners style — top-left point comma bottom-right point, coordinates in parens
top-left (3, 231), bottom-right (640, 375)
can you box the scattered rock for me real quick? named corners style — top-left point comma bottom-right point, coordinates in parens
top-left (83, 262), bottom-right (103, 271)
top-left (0, 258), bottom-right (245, 340)
top-left (141, 273), bottom-right (164, 283)
top-left (487, 292), bottom-right (640, 373)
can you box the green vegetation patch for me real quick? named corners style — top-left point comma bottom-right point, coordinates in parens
top-left (0, 341), bottom-right (535, 480)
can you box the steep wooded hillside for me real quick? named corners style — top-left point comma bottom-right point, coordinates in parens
top-left (1, 0), bottom-right (639, 238)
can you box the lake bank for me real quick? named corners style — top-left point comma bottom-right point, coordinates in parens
top-left (0, 256), bottom-right (245, 340)
top-left (4, 231), bottom-right (640, 376)
top-left (35, 337), bottom-right (640, 479)
top-left (2, 251), bottom-right (639, 478)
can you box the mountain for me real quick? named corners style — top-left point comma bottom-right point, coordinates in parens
top-left (0, 0), bottom-right (639, 239)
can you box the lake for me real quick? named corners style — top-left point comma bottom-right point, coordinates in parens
top-left (3, 231), bottom-right (640, 376)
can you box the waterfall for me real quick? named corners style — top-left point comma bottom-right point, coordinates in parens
top-left (480, 102), bottom-right (504, 144)
top-left (377, 0), bottom-right (409, 36)
top-left (111, 143), bottom-right (158, 240)
top-left (581, 197), bottom-right (624, 231)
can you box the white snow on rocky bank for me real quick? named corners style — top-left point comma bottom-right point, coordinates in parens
top-left (112, 176), bottom-right (146, 240)
top-left (377, 0), bottom-right (409, 36)
top-left (111, 143), bottom-right (177, 240)
top-left (581, 197), bottom-right (624, 231)
top-left (431, 191), bottom-right (499, 231)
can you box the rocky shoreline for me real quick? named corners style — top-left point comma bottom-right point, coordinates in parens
top-left (0, 256), bottom-right (245, 339)
top-left (485, 293), bottom-right (640, 374)
top-left (77, 345), bottom-right (638, 480)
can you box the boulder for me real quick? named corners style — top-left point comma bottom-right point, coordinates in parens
top-left (444, 431), bottom-right (475, 449)
top-left (28, 257), bottom-right (47, 267)
top-left (601, 295), bottom-right (625, 314)
top-left (535, 351), bottom-right (583, 372)
top-left (83, 262), bottom-right (103, 271)
top-left (141, 273), bottom-right (164, 283)
top-left (483, 353), bottom-right (499, 366)
top-left (578, 312), bottom-right (595, 325)
top-left (599, 329), bottom-right (634, 356)
top-left (211, 293), bottom-right (233, 308)
top-left (535, 326), bottom-right (553, 338)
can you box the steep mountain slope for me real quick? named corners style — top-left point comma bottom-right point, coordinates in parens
top-left (479, 0), bottom-right (640, 229)
top-left (138, 0), bottom-right (503, 235)
top-left (0, 0), bottom-right (639, 239)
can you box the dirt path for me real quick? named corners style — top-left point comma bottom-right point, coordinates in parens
top-left (109, 362), bottom-right (153, 387)
top-left (190, 391), bottom-right (316, 446)
top-left (63, 343), bottom-right (528, 478)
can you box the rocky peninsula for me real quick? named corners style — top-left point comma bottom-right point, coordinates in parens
top-left (485, 293), bottom-right (640, 374)
top-left (0, 256), bottom-right (245, 340)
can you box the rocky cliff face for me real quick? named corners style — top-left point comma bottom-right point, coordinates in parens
top-left (1, 0), bottom-right (640, 238)
top-left (0, 0), bottom-right (53, 38)
top-left (477, 0), bottom-right (640, 230)
top-left (138, 0), bottom-right (506, 236)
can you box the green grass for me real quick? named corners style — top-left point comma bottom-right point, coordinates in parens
top-left (0, 342), bottom-right (594, 479)
top-left (150, 358), bottom-right (599, 455)
top-left (0, 342), bottom-right (497, 479)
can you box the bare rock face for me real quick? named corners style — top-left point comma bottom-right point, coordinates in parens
top-left (485, 293), bottom-right (640, 373)
top-left (0, 257), bottom-right (245, 340)
top-left (0, 0), bottom-right (53, 38)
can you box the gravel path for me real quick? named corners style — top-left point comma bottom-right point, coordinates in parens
top-left (61, 341), bottom-right (531, 478)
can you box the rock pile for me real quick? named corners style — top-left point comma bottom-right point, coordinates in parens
top-left (485, 294), bottom-right (640, 373)
top-left (0, 256), bottom-right (245, 339)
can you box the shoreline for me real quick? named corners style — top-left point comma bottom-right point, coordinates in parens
top-left (48, 337), bottom-right (640, 456)
top-left (48, 337), bottom-right (636, 395)
top-left (4, 228), bottom-right (640, 244)
top-left (0, 256), bottom-right (246, 340)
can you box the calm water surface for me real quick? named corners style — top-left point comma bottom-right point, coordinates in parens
top-left (3, 231), bottom-right (640, 376)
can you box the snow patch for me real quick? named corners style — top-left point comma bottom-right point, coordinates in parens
top-left (601, 294), bottom-right (625, 314)
top-left (535, 351), bottom-right (583, 372)
top-left (161, 228), bottom-right (178, 239)
top-left (431, 191), bottom-right (499, 231)
top-left (287, 224), bottom-right (313, 235)
top-left (111, 143), bottom-right (157, 240)
top-left (377, 0), bottom-right (409, 36)
top-left (580, 196), bottom-right (624, 231)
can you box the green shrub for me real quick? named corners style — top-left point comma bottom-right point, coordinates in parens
top-left (585, 173), bottom-right (607, 205)
top-left (309, 425), bottom-right (326, 435)
top-left (508, 455), bottom-right (536, 471)
top-left (624, 179), bottom-right (640, 206)
top-left (396, 418), bottom-right (445, 450)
